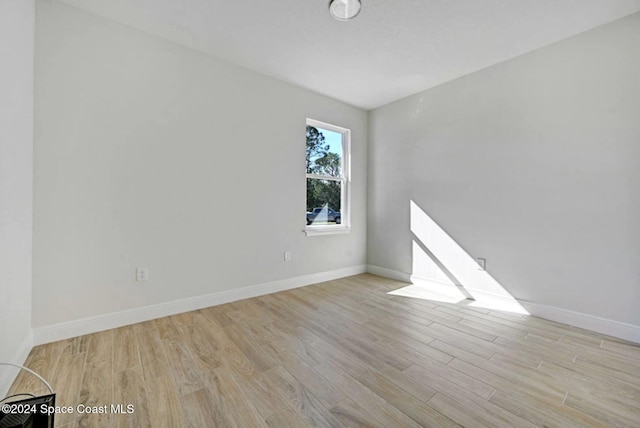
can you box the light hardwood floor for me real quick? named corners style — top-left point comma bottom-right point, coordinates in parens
top-left (7, 274), bottom-right (640, 427)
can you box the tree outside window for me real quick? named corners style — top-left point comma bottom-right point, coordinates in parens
top-left (305, 120), bottom-right (350, 230)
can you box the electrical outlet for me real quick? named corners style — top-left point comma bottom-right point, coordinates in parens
top-left (284, 251), bottom-right (292, 262)
top-left (136, 267), bottom-right (149, 281)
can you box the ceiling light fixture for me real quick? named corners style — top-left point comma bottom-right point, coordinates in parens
top-left (329, 0), bottom-right (362, 21)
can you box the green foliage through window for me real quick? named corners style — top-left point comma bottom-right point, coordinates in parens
top-left (306, 125), bottom-right (343, 213)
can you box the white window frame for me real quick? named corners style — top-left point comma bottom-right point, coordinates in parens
top-left (305, 118), bottom-right (351, 236)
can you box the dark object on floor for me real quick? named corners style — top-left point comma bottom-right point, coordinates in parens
top-left (0, 393), bottom-right (56, 428)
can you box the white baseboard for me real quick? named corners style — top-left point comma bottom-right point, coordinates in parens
top-left (33, 265), bottom-right (367, 345)
top-left (366, 265), bottom-right (411, 283)
top-left (366, 265), bottom-right (640, 344)
top-left (519, 300), bottom-right (640, 344)
top-left (0, 331), bottom-right (34, 399)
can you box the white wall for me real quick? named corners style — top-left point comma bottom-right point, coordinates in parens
top-left (368, 13), bottom-right (640, 329)
top-left (33, 1), bottom-right (367, 332)
top-left (0, 0), bottom-right (35, 394)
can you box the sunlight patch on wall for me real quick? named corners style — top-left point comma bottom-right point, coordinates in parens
top-left (394, 200), bottom-right (529, 315)
top-left (411, 240), bottom-right (456, 285)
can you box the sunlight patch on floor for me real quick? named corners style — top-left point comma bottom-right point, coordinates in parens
top-left (465, 295), bottom-right (529, 315)
top-left (388, 282), bottom-right (470, 305)
top-left (388, 279), bottom-right (529, 315)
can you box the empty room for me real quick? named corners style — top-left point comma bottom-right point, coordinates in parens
top-left (1, 0), bottom-right (639, 427)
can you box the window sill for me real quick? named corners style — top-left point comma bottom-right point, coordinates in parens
top-left (304, 226), bottom-right (351, 237)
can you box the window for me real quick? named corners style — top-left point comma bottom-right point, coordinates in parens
top-left (305, 119), bottom-right (350, 235)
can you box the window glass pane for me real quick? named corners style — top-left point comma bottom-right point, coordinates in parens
top-left (306, 178), bottom-right (342, 225)
top-left (306, 125), bottom-right (342, 177)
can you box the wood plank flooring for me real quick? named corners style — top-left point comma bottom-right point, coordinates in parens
top-left (6, 274), bottom-right (640, 427)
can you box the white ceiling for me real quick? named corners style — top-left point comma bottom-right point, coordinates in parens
top-left (58, 0), bottom-right (640, 110)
